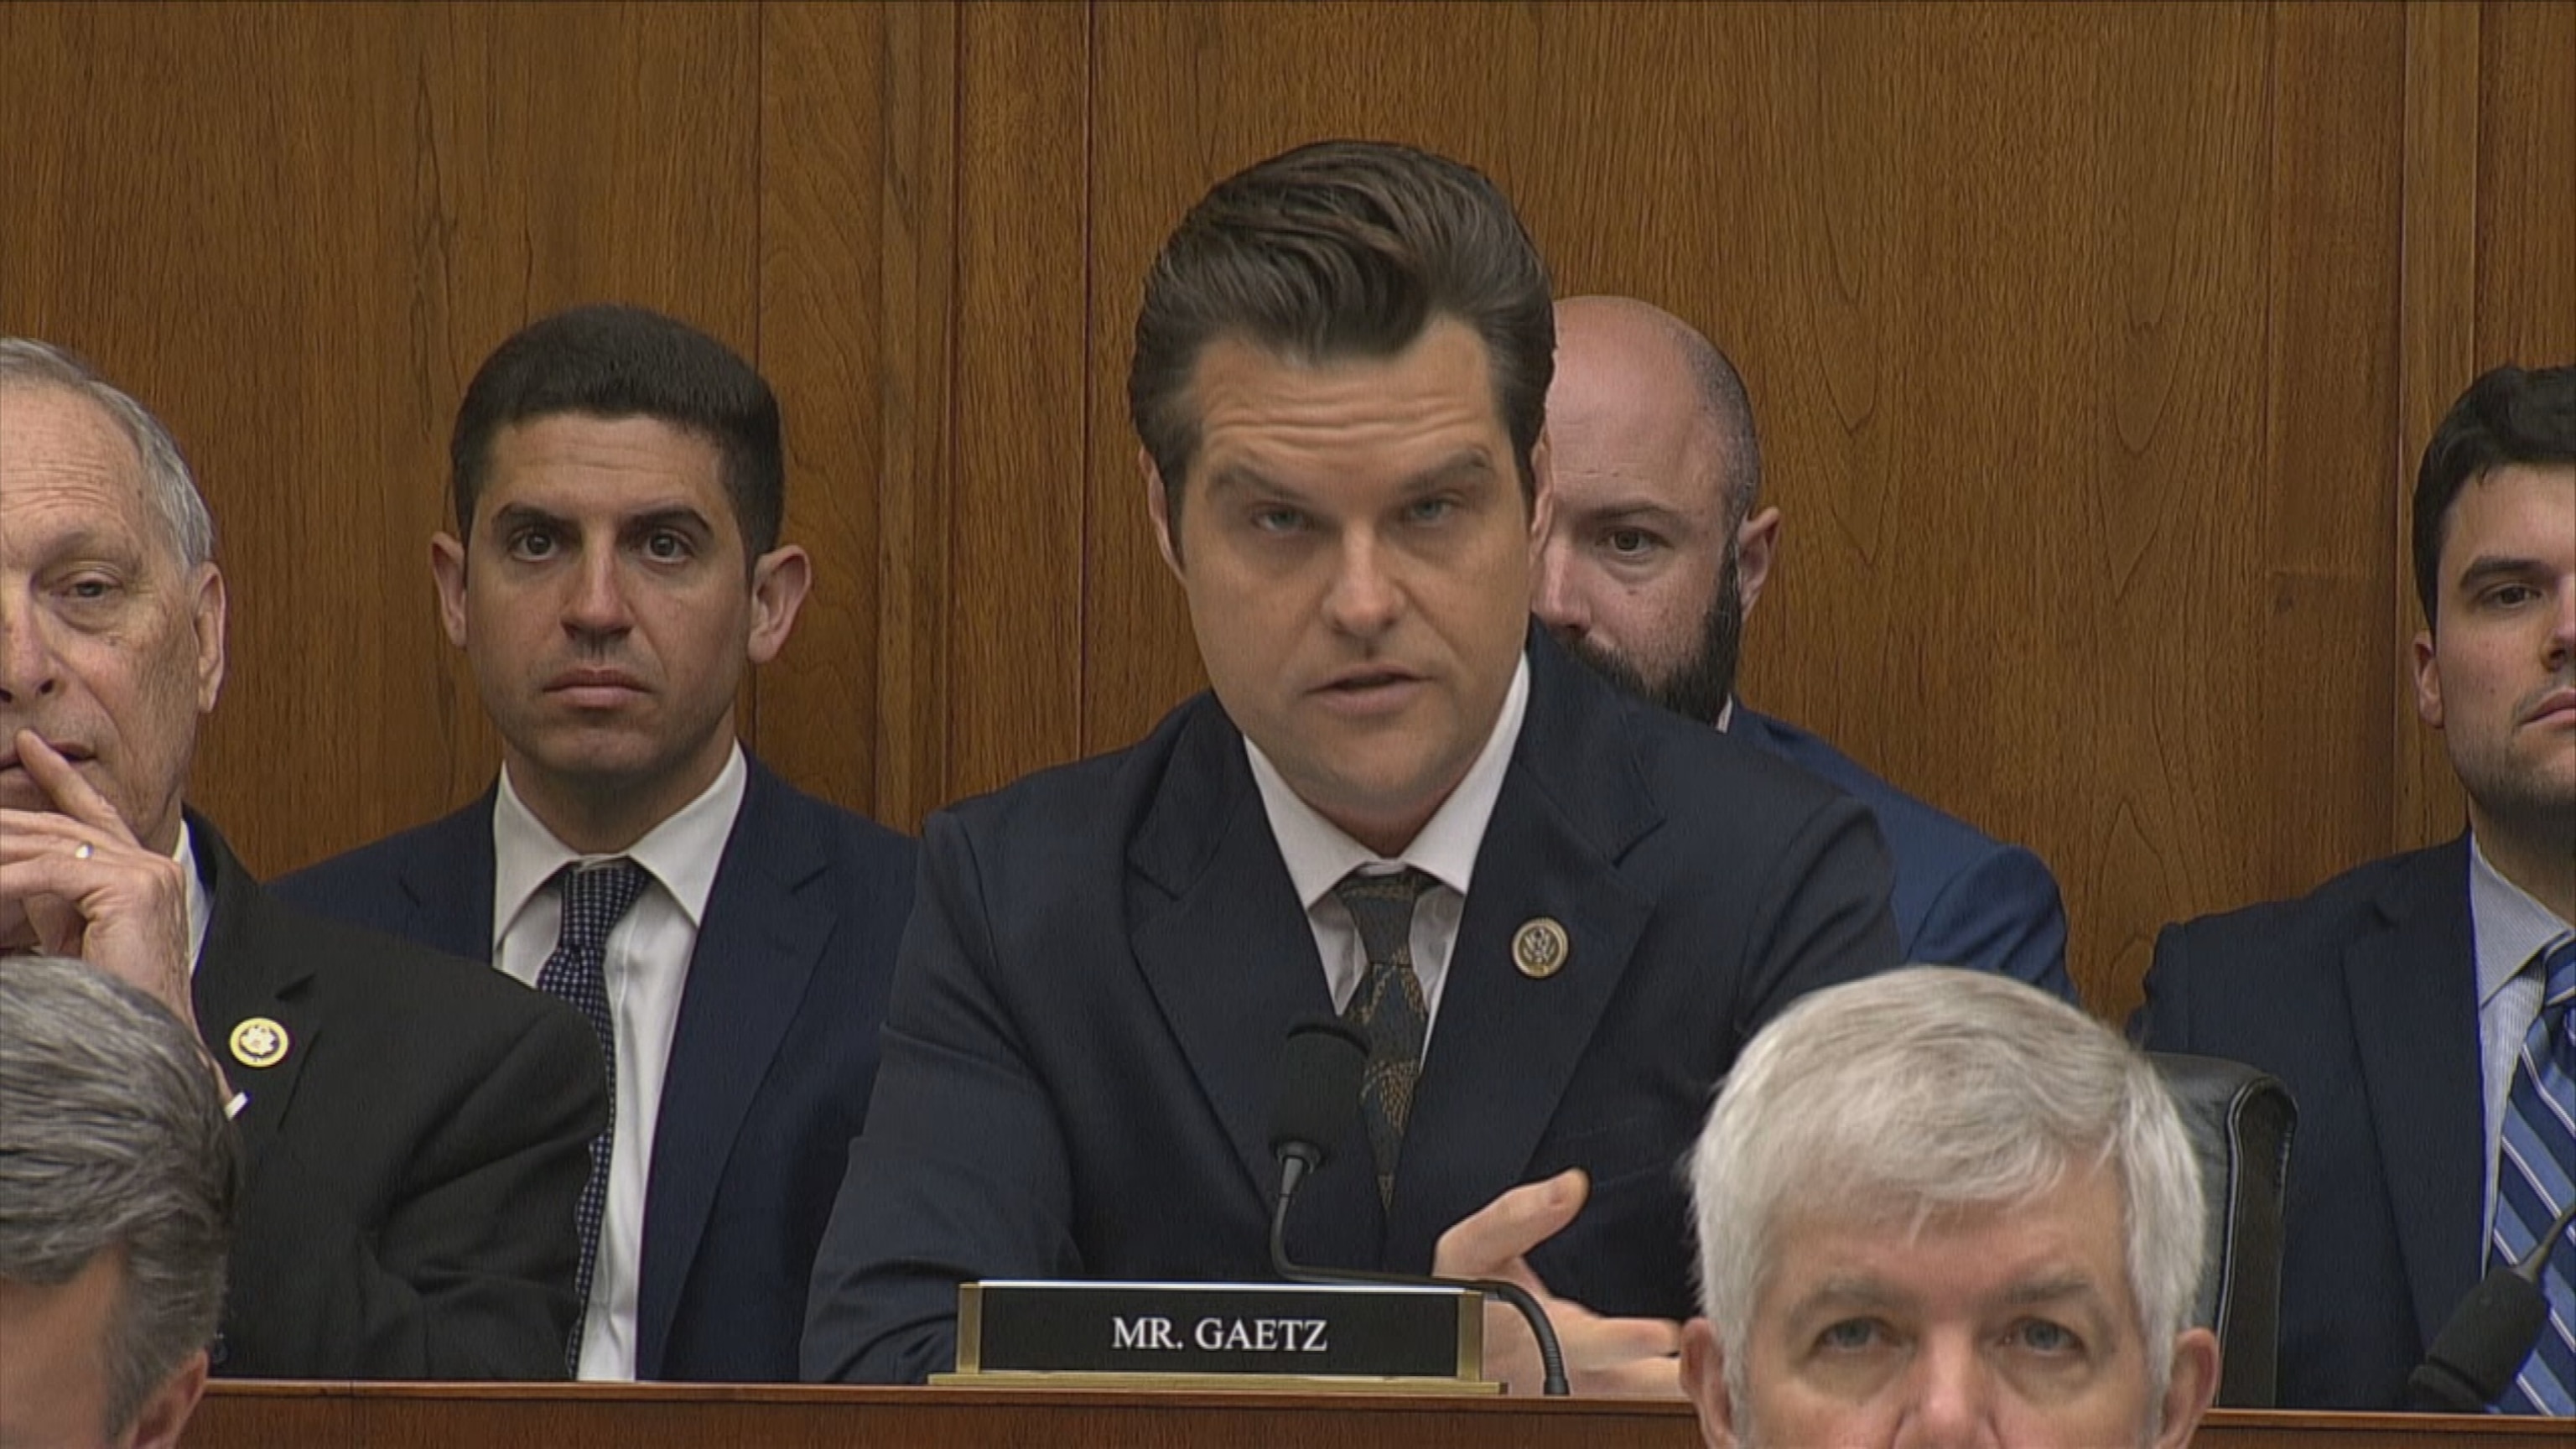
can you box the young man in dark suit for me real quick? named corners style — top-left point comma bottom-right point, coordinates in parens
top-left (801, 141), bottom-right (1900, 1394)
top-left (1534, 295), bottom-right (2074, 1003)
top-left (2137, 363), bottom-right (2575, 1410)
top-left (276, 306), bottom-right (917, 1383)
top-left (0, 337), bottom-right (605, 1378)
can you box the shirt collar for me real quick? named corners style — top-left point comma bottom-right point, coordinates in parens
top-left (177, 818), bottom-right (212, 974)
top-left (491, 743), bottom-right (750, 948)
top-left (1246, 652), bottom-right (1530, 910)
top-left (2470, 830), bottom-right (2573, 1008)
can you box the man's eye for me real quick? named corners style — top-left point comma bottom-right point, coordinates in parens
top-left (1602, 528), bottom-right (1660, 557)
top-left (507, 530), bottom-right (559, 561)
top-left (1816, 1319), bottom-right (1883, 1353)
top-left (2008, 1319), bottom-right (2082, 1355)
top-left (61, 577), bottom-right (117, 601)
top-left (2482, 584), bottom-right (2540, 608)
top-left (643, 530), bottom-right (691, 561)
top-left (1251, 506), bottom-right (1306, 534)
top-left (1405, 496), bottom-right (1458, 525)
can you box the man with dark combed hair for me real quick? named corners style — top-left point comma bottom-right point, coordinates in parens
top-left (802, 139), bottom-right (1899, 1392)
top-left (2140, 362), bottom-right (2575, 1410)
top-left (279, 304), bottom-right (917, 1382)
top-left (0, 955), bottom-right (236, 1449)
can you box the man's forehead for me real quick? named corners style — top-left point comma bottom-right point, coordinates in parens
top-left (477, 414), bottom-right (726, 507)
top-left (0, 387), bottom-right (159, 540)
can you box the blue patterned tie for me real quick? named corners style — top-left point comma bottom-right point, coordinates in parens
top-left (2492, 932), bottom-right (2576, 1415)
top-left (535, 859), bottom-right (648, 1373)
top-left (1333, 868), bottom-right (1437, 1208)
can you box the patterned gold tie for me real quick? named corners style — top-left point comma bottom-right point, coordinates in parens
top-left (1332, 867), bottom-right (1438, 1207)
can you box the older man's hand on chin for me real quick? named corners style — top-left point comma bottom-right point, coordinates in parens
top-left (0, 729), bottom-right (195, 1035)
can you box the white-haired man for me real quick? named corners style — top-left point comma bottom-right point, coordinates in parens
top-left (1683, 968), bottom-right (2219, 1447)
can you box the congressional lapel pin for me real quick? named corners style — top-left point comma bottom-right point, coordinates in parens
top-left (228, 1016), bottom-right (289, 1069)
top-left (1512, 917), bottom-right (1569, 979)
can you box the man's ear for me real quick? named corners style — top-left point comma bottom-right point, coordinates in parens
top-left (125, 1347), bottom-right (208, 1449)
top-left (1680, 1317), bottom-right (1741, 1448)
top-left (745, 544), bottom-right (813, 665)
top-left (1734, 506), bottom-right (1782, 618)
top-left (190, 564), bottom-right (228, 715)
top-left (1142, 446), bottom-right (1184, 578)
top-left (429, 532), bottom-right (470, 650)
top-left (2412, 626), bottom-right (2444, 729)
top-left (2152, 1327), bottom-right (2221, 1449)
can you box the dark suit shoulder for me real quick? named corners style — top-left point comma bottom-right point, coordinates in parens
top-left (2154, 844), bottom-right (2458, 973)
top-left (2137, 840), bottom-right (2466, 1055)
top-left (270, 797), bottom-right (488, 920)
top-left (741, 758), bottom-right (917, 871)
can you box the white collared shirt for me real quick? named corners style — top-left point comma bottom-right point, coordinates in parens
top-left (490, 744), bottom-right (748, 1381)
top-left (2470, 833), bottom-right (2575, 1246)
top-left (1244, 654), bottom-right (1530, 1049)
top-left (178, 818), bottom-right (212, 973)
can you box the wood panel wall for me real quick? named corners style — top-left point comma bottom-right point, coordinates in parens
top-left (3, 1), bottom-right (2568, 1016)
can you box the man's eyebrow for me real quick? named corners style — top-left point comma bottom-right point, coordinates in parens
top-left (1202, 464), bottom-right (1286, 501)
top-left (486, 501), bottom-right (569, 532)
top-left (1789, 1277), bottom-right (1908, 1316)
top-left (624, 506), bottom-right (715, 534)
top-left (2454, 554), bottom-right (2556, 594)
top-left (1400, 450), bottom-right (1498, 491)
top-left (1997, 1271), bottom-right (2108, 1311)
top-left (1570, 501), bottom-right (1690, 530)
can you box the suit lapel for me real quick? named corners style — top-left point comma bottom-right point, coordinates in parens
top-left (395, 793), bottom-right (501, 963)
top-left (2344, 838), bottom-right (2485, 1350)
top-left (186, 815), bottom-right (322, 1174)
top-left (635, 763), bottom-right (833, 1376)
top-left (1384, 636), bottom-right (1659, 1267)
top-left (1127, 701), bottom-right (1363, 1252)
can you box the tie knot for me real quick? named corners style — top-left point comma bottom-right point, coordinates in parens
top-left (556, 859), bottom-right (649, 950)
top-left (2542, 933), bottom-right (2576, 1009)
top-left (1333, 867), bottom-right (1437, 965)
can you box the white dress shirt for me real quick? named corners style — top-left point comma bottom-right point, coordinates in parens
top-left (1244, 654), bottom-right (1530, 1048)
top-left (2470, 833), bottom-right (2574, 1246)
top-left (490, 744), bottom-right (748, 1380)
top-left (178, 819), bottom-right (212, 972)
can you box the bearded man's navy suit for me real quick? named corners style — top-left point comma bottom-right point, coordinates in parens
top-left (1731, 708), bottom-right (2074, 1003)
top-left (800, 630), bottom-right (1901, 1384)
top-left (276, 758), bottom-right (916, 1381)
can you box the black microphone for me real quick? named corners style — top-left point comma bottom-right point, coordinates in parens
top-left (2408, 1191), bottom-right (2576, 1411)
top-left (1265, 1016), bottom-right (1571, 1396)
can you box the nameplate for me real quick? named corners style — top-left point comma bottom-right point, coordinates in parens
top-left (939, 1280), bottom-right (1490, 1391)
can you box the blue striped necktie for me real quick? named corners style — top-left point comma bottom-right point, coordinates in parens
top-left (2492, 931), bottom-right (2576, 1415)
top-left (537, 859), bottom-right (649, 1374)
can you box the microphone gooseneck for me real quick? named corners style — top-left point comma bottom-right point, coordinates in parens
top-left (2407, 1190), bottom-right (2576, 1411)
top-left (1265, 1016), bottom-right (1571, 1396)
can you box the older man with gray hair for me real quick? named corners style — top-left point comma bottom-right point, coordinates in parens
top-left (1682, 967), bottom-right (2220, 1448)
top-left (0, 955), bottom-right (234, 1449)
top-left (0, 336), bottom-right (605, 1377)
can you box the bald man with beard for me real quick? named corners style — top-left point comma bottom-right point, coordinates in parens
top-left (1533, 297), bottom-right (2073, 1002)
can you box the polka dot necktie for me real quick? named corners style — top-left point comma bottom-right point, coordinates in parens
top-left (1332, 867), bottom-right (1438, 1208)
top-left (535, 859), bottom-right (649, 1374)
top-left (2492, 932), bottom-right (2576, 1415)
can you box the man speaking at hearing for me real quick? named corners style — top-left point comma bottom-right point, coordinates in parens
top-left (802, 140), bottom-right (1899, 1393)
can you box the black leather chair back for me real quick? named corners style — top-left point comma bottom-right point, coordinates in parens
top-left (2148, 1052), bottom-right (2296, 1408)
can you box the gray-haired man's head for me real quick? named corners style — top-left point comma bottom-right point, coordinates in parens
top-left (0, 955), bottom-right (235, 1448)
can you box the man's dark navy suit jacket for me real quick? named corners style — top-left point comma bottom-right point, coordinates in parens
top-left (802, 630), bottom-right (1901, 1384)
top-left (2137, 838), bottom-right (2488, 1408)
top-left (278, 756), bottom-right (916, 1381)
